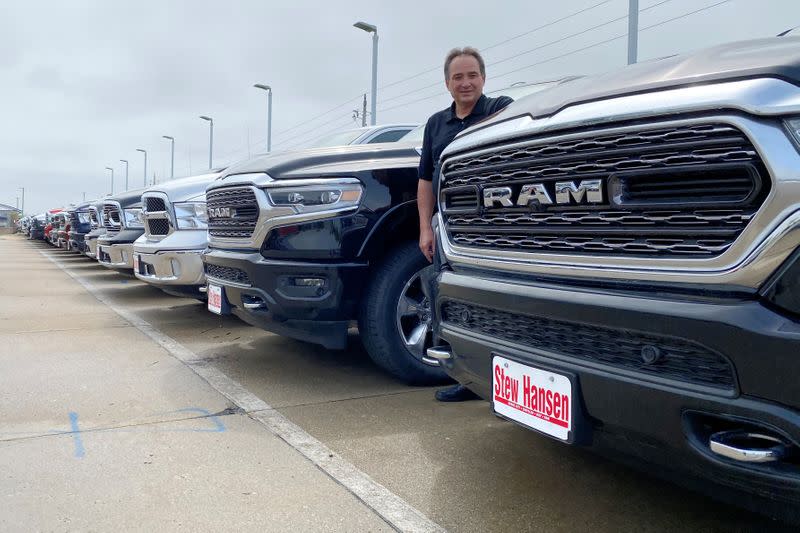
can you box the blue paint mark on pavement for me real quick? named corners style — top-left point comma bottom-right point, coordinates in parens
top-left (69, 412), bottom-right (85, 458)
top-left (173, 407), bottom-right (227, 432)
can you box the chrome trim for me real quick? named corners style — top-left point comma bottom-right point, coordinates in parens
top-left (709, 431), bottom-right (785, 463)
top-left (243, 301), bottom-right (266, 310)
top-left (444, 78), bottom-right (800, 157)
top-left (207, 177), bottom-right (364, 250)
top-left (440, 113), bottom-right (800, 289)
top-left (426, 347), bottom-right (453, 361)
top-left (141, 191), bottom-right (174, 241)
top-left (205, 275), bottom-right (251, 289)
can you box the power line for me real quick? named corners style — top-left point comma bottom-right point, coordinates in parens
top-left (379, 0), bottom-right (731, 115)
top-left (274, 93), bottom-right (365, 137)
top-left (493, 0), bottom-right (731, 80)
top-left (377, 0), bottom-right (616, 93)
top-left (275, 117), bottom-right (357, 151)
top-left (272, 111), bottom-right (356, 149)
top-left (378, 0), bottom-right (674, 108)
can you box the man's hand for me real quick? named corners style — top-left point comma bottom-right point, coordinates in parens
top-left (417, 179), bottom-right (436, 263)
top-left (419, 226), bottom-right (435, 262)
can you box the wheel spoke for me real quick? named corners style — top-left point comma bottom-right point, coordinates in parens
top-left (405, 322), bottom-right (429, 358)
top-left (397, 294), bottom-right (420, 318)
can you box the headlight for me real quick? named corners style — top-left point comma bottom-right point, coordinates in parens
top-left (266, 183), bottom-right (363, 215)
top-left (784, 117), bottom-right (800, 149)
top-left (174, 202), bottom-right (208, 230)
top-left (123, 208), bottom-right (143, 228)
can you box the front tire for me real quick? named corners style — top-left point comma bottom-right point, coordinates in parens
top-left (358, 241), bottom-right (448, 384)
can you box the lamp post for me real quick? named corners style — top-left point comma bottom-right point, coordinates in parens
top-left (120, 159), bottom-right (129, 191)
top-left (253, 84), bottom-right (272, 152)
top-left (627, 0), bottom-right (639, 65)
top-left (353, 21), bottom-right (378, 126)
top-left (105, 166), bottom-right (114, 195)
top-left (162, 136), bottom-right (174, 179)
top-left (18, 187), bottom-right (24, 215)
top-left (136, 149), bottom-right (147, 187)
top-left (199, 116), bottom-right (213, 169)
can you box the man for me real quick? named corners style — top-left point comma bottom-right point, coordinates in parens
top-left (417, 47), bottom-right (513, 402)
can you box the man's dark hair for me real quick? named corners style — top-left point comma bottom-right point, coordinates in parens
top-left (444, 47), bottom-right (486, 80)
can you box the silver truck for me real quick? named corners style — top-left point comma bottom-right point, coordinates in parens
top-left (133, 171), bottom-right (222, 298)
top-left (431, 37), bottom-right (800, 522)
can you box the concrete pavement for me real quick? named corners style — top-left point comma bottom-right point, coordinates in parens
top-left (1, 234), bottom-right (793, 532)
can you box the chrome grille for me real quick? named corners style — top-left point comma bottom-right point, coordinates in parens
top-left (441, 300), bottom-right (736, 392)
top-left (142, 193), bottom-right (172, 238)
top-left (146, 219), bottom-right (170, 236)
top-left (207, 187), bottom-right (259, 239)
top-left (89, 207), bottom-right (100, 229)
top-left (103, 203), bottom-right (121, 235)
top-left (145, 197), bottom-right (166, 212)
top-left (440, 122), bottom-right (770, 258)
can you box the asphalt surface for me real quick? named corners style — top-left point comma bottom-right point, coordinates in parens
top-left (1, 234), bottom-right (793, 532)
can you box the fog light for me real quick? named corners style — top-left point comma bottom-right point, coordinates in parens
top-left (170, 259), bottom-right (181, 277)
top-left (292, 277), bottom-right (325, 287)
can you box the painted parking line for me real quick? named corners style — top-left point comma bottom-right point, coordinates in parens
top-left (40, 249), bottom-right (446, 533)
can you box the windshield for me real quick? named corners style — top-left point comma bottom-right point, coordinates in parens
top-left (399, 125), bottom-right (425, 144)
top-left (309, 129), bottom-right (365, 148)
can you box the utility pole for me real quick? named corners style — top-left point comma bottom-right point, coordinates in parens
top-left (362, 94), bottom-right (367, 127)
top-left (627, 0), bottom-right (639, 65)
top-left (16, 197), bottom-right (19, 210)
top-left (82, 192), bottom-right (86, 202)
top-left (18, 187), bottom-right (24, 215)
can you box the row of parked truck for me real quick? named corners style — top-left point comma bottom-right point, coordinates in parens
top-left (17, 37), bottom-right (800, 523)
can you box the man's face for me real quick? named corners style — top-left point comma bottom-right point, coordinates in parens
top-left (446, 55), bottom-right (485, 109)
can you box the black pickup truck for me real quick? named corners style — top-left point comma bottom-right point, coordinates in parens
top-left (201, 130), bottom-right (447, 383)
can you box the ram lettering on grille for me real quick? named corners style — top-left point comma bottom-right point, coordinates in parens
top-left (440, 123), bottom-right (770, 257)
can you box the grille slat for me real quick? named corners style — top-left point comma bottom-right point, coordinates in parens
top-left (207, 187), bottom-right (259, 239)
top-left (441, 122), bottom-right (769, 258)
top-left (103, 203), bottom-right (121, 235)
top-left (441, 301), bottom-right (736, 392)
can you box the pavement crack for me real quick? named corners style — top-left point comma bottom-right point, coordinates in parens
top-left (0, 410), bottom-right (243, 444)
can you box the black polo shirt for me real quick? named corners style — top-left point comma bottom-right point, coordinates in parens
top-left (418, 94), bottom-right (513, 192)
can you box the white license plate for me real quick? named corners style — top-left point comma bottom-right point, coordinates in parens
top-left (207, 284), bottom-right (223, 315)
top-left (133, 254), bottom-right (140, 273)
top-left (492, 355), bottom-right (572, 441)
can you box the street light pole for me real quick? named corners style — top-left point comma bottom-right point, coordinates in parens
top-left (120, 159), bottom-right (129, 191)
top-left (162, 136), bottom-right (174, 179)
top-left (105, 166), bottom-right (114, 195)
top-left (18, 187), bottom-right (24, 215)
top-left (199, 116), bottom-right (213, 169)
top-left (253, 84), bottom-right (272, 152)
top-left (627, 0), bottom-right (639, 65)
top-left (136, 149), bottom-right (147, 187)
top-left (354, 21), bottom-right (378, 126)
top-left (82, 192), bottom-right (86, 202)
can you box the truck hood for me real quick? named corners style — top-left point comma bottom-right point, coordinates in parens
top-left (108, 188), bottom-right (146, 209)
top-left (145, 172), bottom-right (221, 202)
top-left (212, 142), bottom-right (420, 188)
top-left (455, 37), bottom-right (800, 141)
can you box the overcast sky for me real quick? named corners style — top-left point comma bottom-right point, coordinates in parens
top-left (2, 0), bottom-right (798, 214)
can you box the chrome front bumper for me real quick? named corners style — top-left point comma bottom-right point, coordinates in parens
top-left (97, 242), bottom-right (134, 269)
top-left (132, 230), bottom-right (207, 286)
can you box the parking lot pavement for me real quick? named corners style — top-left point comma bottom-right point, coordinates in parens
top-left (2, 235), bottom-right (793, 532)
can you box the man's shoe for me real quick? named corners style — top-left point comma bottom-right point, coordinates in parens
top-left (435, 384), bottom-right (480, 402)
